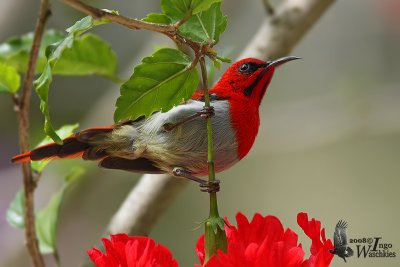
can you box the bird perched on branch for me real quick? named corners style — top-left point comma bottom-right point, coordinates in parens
top-left (330, 220), bottom-right (354, 262)
top-left (12, 56), bottom-right (299, 192)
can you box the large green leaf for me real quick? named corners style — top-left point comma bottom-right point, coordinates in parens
top-left (6, 189), bottom-right (25, 229)
top-left (114, 48), bottom-right (199, 122)
top-left (53, 34), bottom-right (117, 77)
top-left (33, 15), bottom-right (116, 143)
top-left (0, 62), bottom-right (20, 93)
top-left (191, 0), bottom-right (222, 14)
top-left (0, 30), bottom-right (65, 74)
top-left (161, 1), bottom-right (227, 44)
top-left (36, 167), bottom-right (84, 255)
top-left (161, 0), bottom-right (221, 17)
top-left (31, 123), bottom-right (79, 173)
top-left (178, 3), bottom-right (227, 44)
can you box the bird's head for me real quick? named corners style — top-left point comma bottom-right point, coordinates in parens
top-left (212, 56), bottom-right (300, 105)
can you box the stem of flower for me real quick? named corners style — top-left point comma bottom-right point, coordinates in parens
top-left (199, 57), bottom-right (227, 263)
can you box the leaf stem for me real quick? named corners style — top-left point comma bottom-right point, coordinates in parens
top-left (13, 0), bottom-right (51, 266)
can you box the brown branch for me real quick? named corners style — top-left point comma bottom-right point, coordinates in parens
top-left (62, 0), bottom-right (206, 54)
top-left (63, 0), bottom-right (173, 32)
top-left (14, 0), bottom-right (51, 266)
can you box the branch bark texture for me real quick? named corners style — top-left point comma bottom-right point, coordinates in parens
top-left (15, 0), bottom-right (50, 266)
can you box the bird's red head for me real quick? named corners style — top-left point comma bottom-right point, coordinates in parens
top-left (211, 56), bottom-right (300, 105)
top-left (209, 56), bottom-right (300, 159)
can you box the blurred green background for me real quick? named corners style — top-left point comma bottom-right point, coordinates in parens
top-left (1, 0), bottom-right (399, 266)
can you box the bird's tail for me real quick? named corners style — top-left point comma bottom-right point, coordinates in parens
top-left (11, 126), bottom-right (115, 163)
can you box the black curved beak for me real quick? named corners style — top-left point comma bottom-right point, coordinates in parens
top-left (267, 56), bottom-right (301, 68)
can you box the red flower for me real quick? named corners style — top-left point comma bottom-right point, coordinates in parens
top-left (297, 213), bottom-right (334, 267)
top-left (196, 212), bottom-right (333, 267)
top-left (88, 234), bottom-right (178, 267)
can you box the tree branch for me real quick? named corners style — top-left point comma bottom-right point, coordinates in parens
top-left (101, 0), bottom-right (335, 241)
top-left (15, 0), bottom-right (51, 266)
top-left (241, 0), bottom-right (335, 60)
top-left (63, 0), bottom-right (173, 32)
top-left (108, 174), bottom-right (187, 236)
top-left (62, 0), bottom-right (207, 54)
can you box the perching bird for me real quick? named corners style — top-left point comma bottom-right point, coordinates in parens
top-left (330, 220), bottom-right (354, 262)
top-left (12, 56), bottom-right (299, 192)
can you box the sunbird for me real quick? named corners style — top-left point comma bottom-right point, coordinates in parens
top-left (13, 56), bottom-right (299, 192)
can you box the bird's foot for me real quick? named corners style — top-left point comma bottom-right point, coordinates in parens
top-left (173, 167), bottom-right (220, 193)
top-left (199, 180), bottom-right (220, 193)
top-left (198, 106), bottom-right (214, 119)
top-left (162, 106), bottom-right (214, 132)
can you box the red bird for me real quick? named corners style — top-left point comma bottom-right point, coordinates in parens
top-left (12, 56), bottom-right (299, 191)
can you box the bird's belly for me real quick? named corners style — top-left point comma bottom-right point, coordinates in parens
top-left (142, 101), bottom-right (239, 176)
top-left (147, 137), bottom-right (239, 176)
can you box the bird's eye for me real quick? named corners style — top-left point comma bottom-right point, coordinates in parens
top-left (238, 63), bottom-right (250, 73)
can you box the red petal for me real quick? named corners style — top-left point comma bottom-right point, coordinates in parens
top-left (87, 248), bottom-right (103, 263)
top-left (297, 213), bottom-right (323, 255)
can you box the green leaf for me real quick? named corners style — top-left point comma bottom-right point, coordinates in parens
top-left (0, 62), bottom-right (21, 93)
top-left (65, 15), bottom-right (111, 36)
top-left (0, 30), bottom-right (65, 74)
top-left (161, 0), bottom-right (221, 17)
top-left (142, 13), bottom-right (172, 24)
top-left (31, 123), bottom-right (79, 173)
top-left (36, 167), bottom-right (84, 254)
top-left (6, 189), bottom-right (25, 229)
top-left (178, 3), bottom-right (227, 44)
top-left (161, 0), bottom-right (190, 19)
top-left (34, 64), bottom-right (61, 143)
top-left (53, 34), bottom-right (118, 78)
top-left (114, 48), bottom-right (199, 122)
top-left (162, 1), bottom-right (227, 44)
top-left (191, 0), bottom-right (222, 14)
top-left (33, 16), bottom-right (116, 143)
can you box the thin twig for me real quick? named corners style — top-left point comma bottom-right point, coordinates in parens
top-left (174, 11), bottom-right (192, 28)
top-left (63, 0), bottom-right (173, 32)
top-left (14, 0), bottom-right (51, 266)
top-left (62, 0), bottom-right (208, 54)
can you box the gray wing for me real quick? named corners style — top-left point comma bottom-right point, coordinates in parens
top-left (334, 220), bottom-right (349, 248)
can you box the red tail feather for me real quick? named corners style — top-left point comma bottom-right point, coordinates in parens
top-left (11, 126), bottom-right (115, 163)
top-left (11, 151), bottom-right (31, 163)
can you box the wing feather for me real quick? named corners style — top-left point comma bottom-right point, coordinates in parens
top-left (334, 220), bottom-right (349, 247)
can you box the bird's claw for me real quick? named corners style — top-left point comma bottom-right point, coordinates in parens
top-left (198, 106), bottom-right (214, 119)
top-left (199, 180), bottom-right (220, 193)
top-left (173, 167), bottom-right (220, 193)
